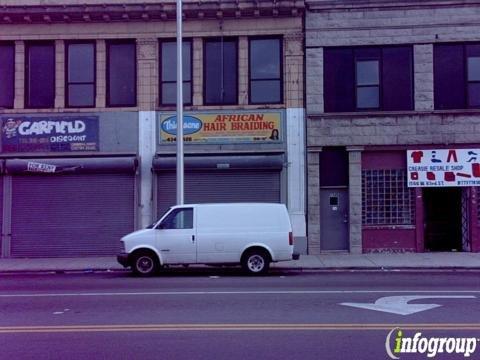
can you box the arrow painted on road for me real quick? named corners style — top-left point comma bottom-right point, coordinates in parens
top-left (340, 295), bottom-right (476, 315)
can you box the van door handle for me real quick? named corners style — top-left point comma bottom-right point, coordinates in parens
top-left (192, 235), bottom-right (195, 242)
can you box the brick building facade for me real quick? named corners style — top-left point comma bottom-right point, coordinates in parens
top-left (0, 1), bottom-right (306, 258)
top-left (306, 0), bottom-right (480, 254)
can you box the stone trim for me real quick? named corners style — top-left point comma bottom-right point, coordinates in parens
top-left (0, 1), bottom-right (306, 25)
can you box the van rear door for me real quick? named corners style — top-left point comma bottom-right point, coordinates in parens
top-left (156, 207), bottom-right (196, 264)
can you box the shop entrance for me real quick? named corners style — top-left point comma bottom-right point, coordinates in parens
top-left (424, 188), bottom-right (462, 252)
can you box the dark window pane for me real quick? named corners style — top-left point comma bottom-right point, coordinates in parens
top-left (160, 41), bottom-right (192, 105)
top-left (68, 44), bottom-right (94, 83)
top-left (468, 83), bottom-right (480, 107)
top-left (434, 44), bottom-right (465, 110)
top-left (250, 38), bottom-right (281, 104)
top-left (357, 86), bottom-right (379, 108)
top-left (162, 42), bottom-right (176, 82)
top-left (108, 42), bottom-right (136, 106)
top-left (67, 43), bottom-right (95, 107)
top-left (205, 39), bottom-right (237, 104)
top-left (466, 44), bottom-right (480, 57)
top-left (355, 47), bottom-right (381, 59)
top-left (250, 39), bottom-right (280, 79)
top-left (161, 82), bottom-right (191, 105)
top-left (320, 147), bottom-right (349, 187)
top-left (161, 41), bottom-right (191, 82)
top-left (251, 80), bottom-right (281, 103)
top-left (26, 43), bottom-right (55, 108)
top-left (324, 48), bottom-right (355, 112)
top-left (468, 57), bottom-right (480, 81)
top-left (68, 84), bottom-right (95, 107)
top-left (356, 60), bottom-right (379, 86)
top-left (0, 44), bottom-right (14, 108)
top-left (382, 46), bottom-right (413, 111)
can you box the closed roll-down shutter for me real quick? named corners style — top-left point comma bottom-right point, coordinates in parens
top-left (11, 173), bottom-right (135, 258)
top-left (0, 175), bottom-right (3, 257)
top-left (157, 170), bottom-right (281, 218)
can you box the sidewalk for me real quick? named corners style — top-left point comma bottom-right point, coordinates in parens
top-left (1, 252), bottom-right (480, 273)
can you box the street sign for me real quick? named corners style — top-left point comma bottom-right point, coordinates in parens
top-left (340, 295), bottom-right (476, 315)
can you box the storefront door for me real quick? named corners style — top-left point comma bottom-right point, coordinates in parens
top-left (320, 189), bottom-right (349, 251)
top-left (424, 187), bottom-right (462, 251)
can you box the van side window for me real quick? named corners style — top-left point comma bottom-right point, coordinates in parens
top-left (160, 208), bottom-right (193, 229)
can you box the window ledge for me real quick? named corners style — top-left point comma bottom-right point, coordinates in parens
top-left (362, 225), bottom-right (416, 230)
top-left (309, 109), bottom-right (480, 119)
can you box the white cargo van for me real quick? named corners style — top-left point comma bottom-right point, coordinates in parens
top-left (117, 203), bottom-right (295, 276)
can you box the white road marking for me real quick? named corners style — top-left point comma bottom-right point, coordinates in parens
top-left (0, 290), bottom-right (479, 298)
top-left (341, 295), bottom-right (477, 315)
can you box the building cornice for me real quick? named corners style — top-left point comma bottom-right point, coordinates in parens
top-left (307, 0), bottom-right (480, 11)
top-left (0, 1), bottom-right (305, 25)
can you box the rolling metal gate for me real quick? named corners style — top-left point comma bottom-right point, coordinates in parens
top-left (7, 157), bottom-right (137, 258)
top-left (154, 154), bottom-right (283, 218)
top-left (0, 161), bottom-right (3, 256)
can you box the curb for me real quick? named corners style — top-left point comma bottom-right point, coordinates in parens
top-left (2, 266), bottom-right (480, 274)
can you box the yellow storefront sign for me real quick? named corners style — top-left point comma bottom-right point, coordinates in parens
top-left (159, 111), bottom-right (282, 143)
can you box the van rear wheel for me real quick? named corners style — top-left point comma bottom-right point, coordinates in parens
top-left (242, 250), bottom-right (270, 275)
top-left (132, 251), bottom-right (159, 277)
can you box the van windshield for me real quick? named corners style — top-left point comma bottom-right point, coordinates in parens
top-left (146, 207), bottom-right (173, 229)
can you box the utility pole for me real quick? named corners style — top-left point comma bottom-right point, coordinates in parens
top-left (176, 0), bottom-right (184, 205)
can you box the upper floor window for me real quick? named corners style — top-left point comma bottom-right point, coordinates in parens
top-left (66, 42), bottom-right (95, 108)
top-left (324, 46), bottom-right (413, 112)
top-left (249, 37), bottom-right (282, 104)
top-left (0, 43), bottom-right (14, 109)
top-left (107, 40), bottom-right (136, 107)
top-left (159, 40), bottom-right (192, 106)
top-left (204, 38), bottom-right (237, 105)
top-left (25, 42), bottom-right (55, 108)
top-left (435, 43), bottom-right (480, 109)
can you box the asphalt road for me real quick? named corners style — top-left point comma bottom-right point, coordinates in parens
top-left (1, 269), bottom-right (480, 360)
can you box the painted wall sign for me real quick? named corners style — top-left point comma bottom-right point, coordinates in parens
top-left (407, 149), bottom-right (480, 187)
top-left (159, 111), bottom-right (282, 144)
top-left (1, 116), bottom-right (99, 152)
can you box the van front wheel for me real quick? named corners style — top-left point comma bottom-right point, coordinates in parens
top-left (242, 250), bottom-right (270, 275)
top-left (132, 251), bottom-right (159, 277)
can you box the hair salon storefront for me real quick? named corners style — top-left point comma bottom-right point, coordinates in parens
top-left (154, 110), bottom-right (287, 220)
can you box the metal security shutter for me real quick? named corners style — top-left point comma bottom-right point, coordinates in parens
top-left (156, 170), bottom-right (281, 218)
top-left (0, 174), bottom-right (3, 257)
top-left (10, 173), bottom-right (134, 258)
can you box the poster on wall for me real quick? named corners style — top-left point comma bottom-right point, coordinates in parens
top-left (1, 116), bottom-right (99, 152)
top-left (407, 149), bottom-right (480, 187)
top-left (159, 111), bottom-right (282, 144)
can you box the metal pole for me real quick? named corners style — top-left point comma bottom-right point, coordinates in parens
top-left (176, 0), bottom-right (184, 205)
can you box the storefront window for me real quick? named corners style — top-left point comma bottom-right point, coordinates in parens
top-left (362, 169), bottom-right (415, 225)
